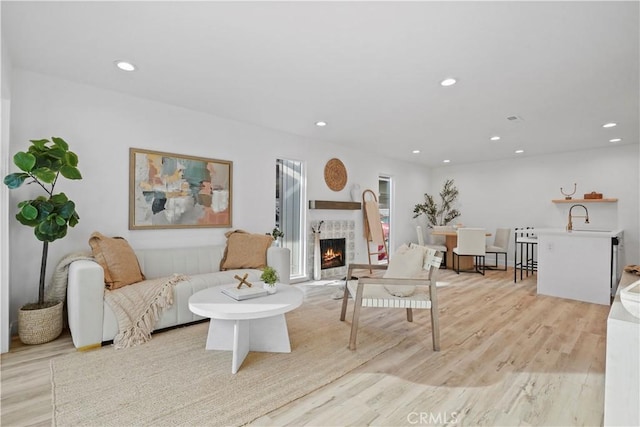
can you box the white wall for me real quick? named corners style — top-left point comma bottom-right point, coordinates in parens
top-left (10, 69), bottom-right (635, 344)
top-left (5, 69), bottom-right (430, 335)
top-left (428, 145), bottom-right (640, 269)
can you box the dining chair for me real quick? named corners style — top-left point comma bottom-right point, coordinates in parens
top-left (452, 228), bottom-right (486, 275)
top-left (340, 245), bottom-right (443, 351)
top-left (485, 228), bottom-right (511, 271)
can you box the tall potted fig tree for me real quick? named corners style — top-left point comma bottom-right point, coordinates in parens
top-left (4, 137), bottom-right (81, 344)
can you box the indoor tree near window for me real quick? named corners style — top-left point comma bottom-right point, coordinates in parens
top-left (413, 179), bottom-right (461, 227)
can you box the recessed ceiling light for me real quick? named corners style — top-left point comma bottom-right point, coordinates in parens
top-left (490, 136), bottom-right (501, 141)
top-left (440, 78), bottom-right (457, 87)
top-left (609, 138), bottom-right (622, 143)
top-left (315, 121), bottom-right (327, 127)
top-left (114, 60), bottom-right (136, 72)
top-left (412, 150), bottom-right (420, 154)
top-left (443, 159), bottom-right (451, 163)
top-left (515, 149), bottom-right (524, 154)
top-left (602, 122), bottom-right (617, 128)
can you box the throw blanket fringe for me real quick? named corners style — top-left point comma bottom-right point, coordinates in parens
top-left (105, 274), bottom-right (189, 349)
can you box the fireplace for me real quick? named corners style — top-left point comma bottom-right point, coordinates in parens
top-left (320, 238), bottom-right (346, 270)
top-left (309, 220), bottom-right (355, 280)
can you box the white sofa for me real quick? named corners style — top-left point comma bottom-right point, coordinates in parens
top-left (67, 245), bottom-right (290, 350)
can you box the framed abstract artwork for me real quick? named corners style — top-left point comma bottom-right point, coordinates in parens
top-left (129, 148), bottom-right (232, 229)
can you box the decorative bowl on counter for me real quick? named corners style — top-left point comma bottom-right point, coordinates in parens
top-left (620, 279), bottom-right (640, 319)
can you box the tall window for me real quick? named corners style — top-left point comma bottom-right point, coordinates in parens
top-left (378, 175), bottom-right (392, 259)
top-left (276, 159), bottom-right (306, 280)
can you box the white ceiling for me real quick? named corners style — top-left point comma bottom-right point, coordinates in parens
top-left (2, 1), bottom-right (639, 167)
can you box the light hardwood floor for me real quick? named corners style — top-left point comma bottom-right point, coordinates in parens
top-left (1, 268), bottom-right (609, 426)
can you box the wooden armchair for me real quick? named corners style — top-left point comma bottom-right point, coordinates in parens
top-left (339, 247), bottom-right (443, 351)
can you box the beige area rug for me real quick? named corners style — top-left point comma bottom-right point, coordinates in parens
top-left (51, 301), bottom-right (403, 426)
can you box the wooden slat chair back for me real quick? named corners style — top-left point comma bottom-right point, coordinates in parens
top-left (339, 247), bottom-right (443, 351)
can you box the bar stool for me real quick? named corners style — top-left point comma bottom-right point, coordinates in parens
top-left (514, 227), bottom-right (537, 282)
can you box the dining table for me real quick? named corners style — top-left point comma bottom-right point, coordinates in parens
top-left (431, 229), bottom-right (492, 270)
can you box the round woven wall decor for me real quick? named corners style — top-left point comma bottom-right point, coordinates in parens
top-left (324, 158), bottom-right (348, 191)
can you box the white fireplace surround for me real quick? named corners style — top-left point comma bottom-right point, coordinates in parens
top-left (309, 220), bottom-right (355, 280)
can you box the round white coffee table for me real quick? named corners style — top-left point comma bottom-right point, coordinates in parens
top-left (188, 284), bottom-right (303, 373)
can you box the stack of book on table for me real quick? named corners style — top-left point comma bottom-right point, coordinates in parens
top-left (221, 284), bottom-right (268, 301)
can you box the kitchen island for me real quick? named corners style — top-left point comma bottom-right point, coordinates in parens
top-left (536, 228), bottom-right (623, 305)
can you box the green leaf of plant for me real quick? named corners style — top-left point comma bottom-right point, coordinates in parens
top-left (29, 139), bottom-right (49, 150)
top-left (68, 212), bottom-right (80, 227)
top-left (55, 215), bottom-right (66, 226)
top-left (13, 152), bottom-right (36, 172)
top-left (51, 137), bottom-right (69, 150)
top-left (47, 147), bottom-right (66, 160)
top-left (38, 218), bottom-right (57, 234)
top-left (16, 211), bottom-right (38, 227)
top-left (32, 167), bottom-right (57, 183)
top-left (34, 227), bottom-right (58, 242)
top-left (64, 151), bottom-right (79, 167)
top-left (50, 193), bottom-right (69, 204)
top-left (60, 165), bottom-right (82, 180)
top-left (20, 204), bottom-right (38, 220)
top-left (58, 200), bottom-right (76, 219)
top-left (3, 173), bottom-right (29, 189)
top-left (36, 200), bottom-right (54, 218)
top-left (36, 218), bottom-right (67, 242)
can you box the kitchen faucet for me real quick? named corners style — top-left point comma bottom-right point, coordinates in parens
top-left (567, 204), bottom-right (589, 231)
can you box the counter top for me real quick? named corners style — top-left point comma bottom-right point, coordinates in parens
top-left (535, 228), bottom-right (623, 238)
top-left (610, 272), bottom-right (640, 324)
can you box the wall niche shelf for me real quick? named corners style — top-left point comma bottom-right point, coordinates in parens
top-left (309, 200), bottom-right (361, 210)
top-left (552, 198), bottom-right (618, 203)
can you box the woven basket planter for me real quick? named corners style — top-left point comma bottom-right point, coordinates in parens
top-left (18, 300), bottom-right (63, 345)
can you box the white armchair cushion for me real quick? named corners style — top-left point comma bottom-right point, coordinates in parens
top-left (382, 245), bottom-right (424, 297)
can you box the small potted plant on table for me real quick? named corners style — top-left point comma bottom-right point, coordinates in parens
top-left (260, 266), bottom-right (279, 294)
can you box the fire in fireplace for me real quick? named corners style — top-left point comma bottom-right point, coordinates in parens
top-left (320, 238), bottom-right (346, 270)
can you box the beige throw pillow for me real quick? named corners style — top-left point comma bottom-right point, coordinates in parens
top-left (383, 245), bottom-right (425, 297)
top-left (220, 230), bottom-right (274, 270)
top-left (88, 232), bottom-right (145, 290)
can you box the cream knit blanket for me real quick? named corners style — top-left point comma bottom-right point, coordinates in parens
top-left (105, 274), bottom-right (188, 349)
top-left (45, 251), bottom-right (94, 303)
